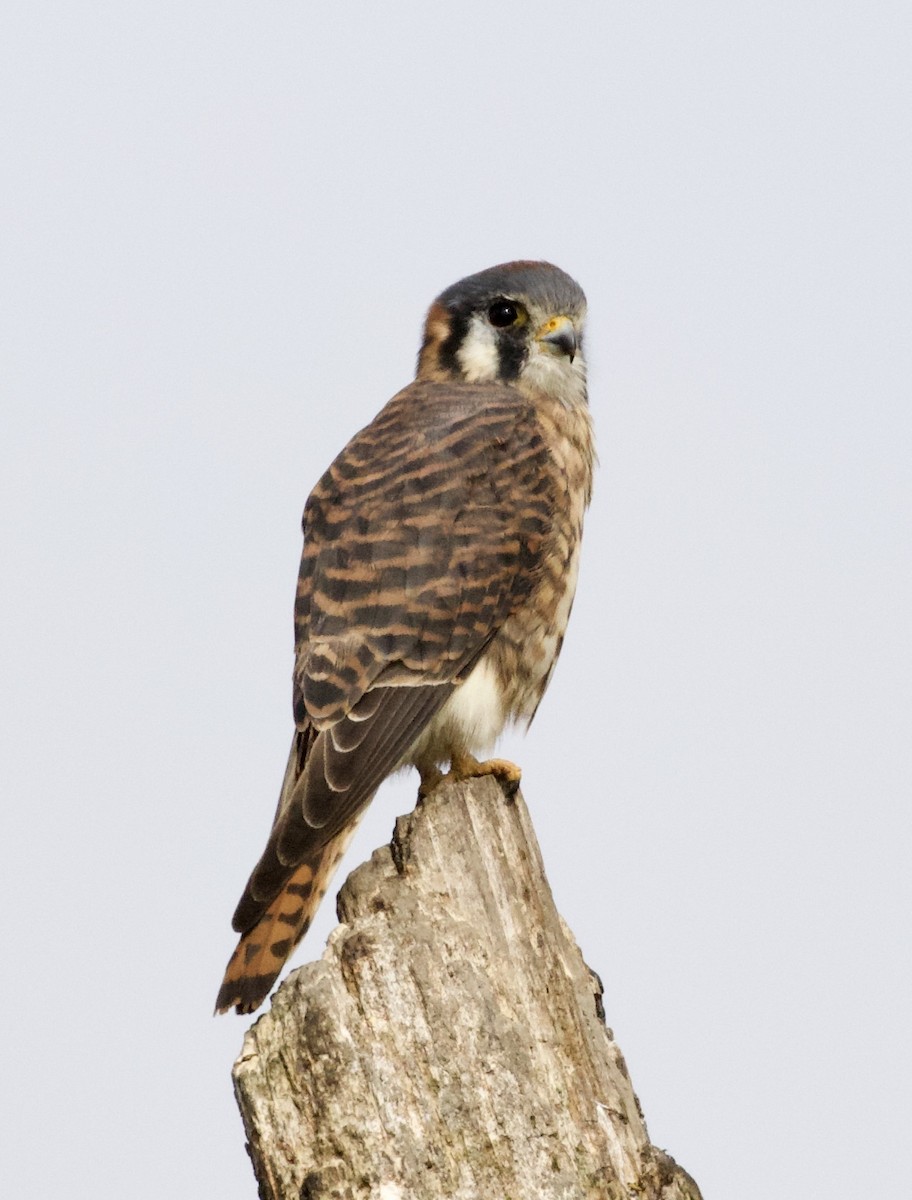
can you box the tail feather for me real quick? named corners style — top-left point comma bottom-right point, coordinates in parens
top-left (214, 818), bottom-right (360, 1015)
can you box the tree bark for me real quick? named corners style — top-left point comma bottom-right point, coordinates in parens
top-left (231, 776), bottom-right (702, 1200)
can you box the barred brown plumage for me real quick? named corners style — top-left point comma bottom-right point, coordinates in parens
top-left (216, 261), bottom-right (594, 1015)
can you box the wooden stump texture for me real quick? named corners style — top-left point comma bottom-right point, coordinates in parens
top-left (231, 776), bottom-right (702, 1200)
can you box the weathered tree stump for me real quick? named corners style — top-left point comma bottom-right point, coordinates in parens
top-left (231, 776), bottom-right (702, 1200)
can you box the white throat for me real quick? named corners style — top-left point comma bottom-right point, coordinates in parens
top-left (519, 345), bottom-right (588, 408)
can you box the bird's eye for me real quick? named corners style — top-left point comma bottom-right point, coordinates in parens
top-left (487, 299), bottom-right (519, 328)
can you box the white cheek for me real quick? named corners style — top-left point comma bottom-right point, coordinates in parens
top-left (456, 314), bottom-right (501, 382)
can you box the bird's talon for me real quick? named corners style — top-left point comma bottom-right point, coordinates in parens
top-left (449, 755), bottom-right (522, 799)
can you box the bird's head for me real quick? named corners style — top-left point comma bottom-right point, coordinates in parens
top-left (417, 261), bottom-right (588, 407)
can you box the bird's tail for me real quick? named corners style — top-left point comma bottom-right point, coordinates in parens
top-left (214, 818), bottom-right (361, 1015)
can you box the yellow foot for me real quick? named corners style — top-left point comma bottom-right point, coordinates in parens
top-left (449, 754), bottom-right (522, 800)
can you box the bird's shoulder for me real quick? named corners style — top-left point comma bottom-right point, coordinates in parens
top-left (303, 379), bottom-right (544, 521)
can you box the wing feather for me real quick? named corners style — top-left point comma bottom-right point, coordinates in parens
top-left (232, 684), bottom-right (451, 932)
top-left (230, 379), bottom-right (554, 935)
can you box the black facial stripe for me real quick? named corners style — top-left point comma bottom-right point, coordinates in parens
top-left (496, 331), bottom-right (527, 381)
top-left (437, 309), bottom-right (470, 376)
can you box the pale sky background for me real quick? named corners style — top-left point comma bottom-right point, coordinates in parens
top-left (2, 3), bottom-right (909, 1197)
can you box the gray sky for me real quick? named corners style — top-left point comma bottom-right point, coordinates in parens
top-left (2, 3), bottom-right (909, 1196)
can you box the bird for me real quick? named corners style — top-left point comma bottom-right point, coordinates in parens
top-left (215, 261), bottom-right (595, 1015)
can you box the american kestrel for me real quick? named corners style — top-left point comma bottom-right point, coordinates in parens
top-left (216, 261), bottom-right (594, 1014)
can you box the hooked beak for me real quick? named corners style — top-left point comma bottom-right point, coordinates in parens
top-left (536, 314), bottom-right (578, 362)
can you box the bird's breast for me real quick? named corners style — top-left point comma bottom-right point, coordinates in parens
top-left (493, 406), bottom-right (592, 723)
top-left (492, 533), bottom-right (582, 724)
